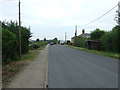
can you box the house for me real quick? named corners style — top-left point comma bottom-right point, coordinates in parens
top-left (79, 29), bottom-right (90, 38)
top-left (71, 29), bottom-right (90, 43)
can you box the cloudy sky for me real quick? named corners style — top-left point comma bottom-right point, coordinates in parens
top-left (0, 0), bottom-right (119, 40)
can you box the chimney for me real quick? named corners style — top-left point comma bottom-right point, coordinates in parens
top-left (82, 29), bottom-right (85, 34)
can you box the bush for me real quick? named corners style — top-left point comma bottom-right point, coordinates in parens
top-left (29, 43), bottom-right (40, 50)
top-left (74, 36), bottom-right (88, 48)
top-left (100, 26), bottom-right (120, 53)
top-left (2, 21), bottom-right (32, 54)
top-left (2, 21), bottom-right (32, 64)
top-left (39, 41), bottom-right (48, 47)
top-left (2, 28), bottom-right (18, 64)
top-left (90, 28), bottom-right (105, 40)
top-left (21, 27), bottom-right (31, 54)
top-left (29, 41), bottom-right (48, 50)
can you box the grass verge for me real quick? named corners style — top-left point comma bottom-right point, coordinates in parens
top-left (38, 45), bottom-right (46, 50)
top-left (2, 49), bottom-right (41, 88)
top-left (21, 50), bottom-right (40, 61)
top-left (65, 45), bottom-right (120, 60)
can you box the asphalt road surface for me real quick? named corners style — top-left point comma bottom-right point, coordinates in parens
top-left (48, 45), bottom-right (118, 88)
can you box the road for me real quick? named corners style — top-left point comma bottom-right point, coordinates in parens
top-left (48, 45), bottom-right (118, 88)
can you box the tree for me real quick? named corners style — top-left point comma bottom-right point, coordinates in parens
top-left (43, 38), bottom-right (46, 41)
top-left (2, 21), bottom-right (32, 54)
top-left (58, 40), bottom-right (60, 44)
top-left (100, 26), bottom-right (120, 53)
top-left (116, 3), bottom-right (120, 25)
top-left (90, 29), bottom-right (105, 40)
top-left (21, 26), bottom-right (31, 54)
top-left (36, 38), bottom-right (40, 42)
top-left (2, 20), bottom-right (32, 64)
top-left (52, 38), bottom-right (58, 44)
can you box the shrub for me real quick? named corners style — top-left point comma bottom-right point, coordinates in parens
top-left (2, 21), bottom-right (32, 54)
top-left (29, 43), bottom-right (40, 50)
top-left (90, 28), bottom-right (105, 40)
top-left (74, 36), bottom-right (88, 48)
top-left (2, 28), bottom-right (18, 64)
top-left (100, 26), bottom-right (120, 53)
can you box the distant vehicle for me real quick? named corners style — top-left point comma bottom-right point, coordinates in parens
top-left (61, 43), bottom-right (64, 45)
top-left (50, 42), bottom-right (54, 45)
top-left (60, 40), bottom-right (65, 45)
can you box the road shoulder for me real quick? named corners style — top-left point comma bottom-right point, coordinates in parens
top-left (6, 46), bottom-right (48, 88)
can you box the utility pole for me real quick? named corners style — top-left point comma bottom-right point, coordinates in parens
top-left (74, 25), bottom-right (77, 45)
top-left (18, 0), bottom-right (21, 59)
top-left (65, 32), bottom-right (67, 44)
top-left (75, 25), bottom-right (77, 36)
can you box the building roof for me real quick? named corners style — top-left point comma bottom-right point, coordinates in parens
top-left (80, 33), bottom-right (90, 37)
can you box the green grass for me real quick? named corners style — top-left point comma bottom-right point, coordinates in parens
top-left (38, 45), bottom-right (46, 50)
top-left (21, 45), bottom-right (47, 61)
top-left (21, 50), bottom-right (40, 61)
top-left (65, 45), bottom-right (120, 60)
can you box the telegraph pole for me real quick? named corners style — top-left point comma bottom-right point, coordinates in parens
top-left (18, 0), bottom-right (21, 58)
top-left (75, 25), bottom-right (77, 36)
top-left (74, 25), bottom-right (77, 45)
top-left (65, 32), bottom-right (67, 44)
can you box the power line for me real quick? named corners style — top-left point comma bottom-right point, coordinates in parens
top-left (0, 0), bottom-right (16, 2)
top-left (84, 4), bottom-right (118, 26)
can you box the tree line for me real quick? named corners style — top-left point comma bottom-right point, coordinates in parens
top-left (74, 25), bottom-right (120, 53)
top-left (2, 21), bottom-right (32, 64)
